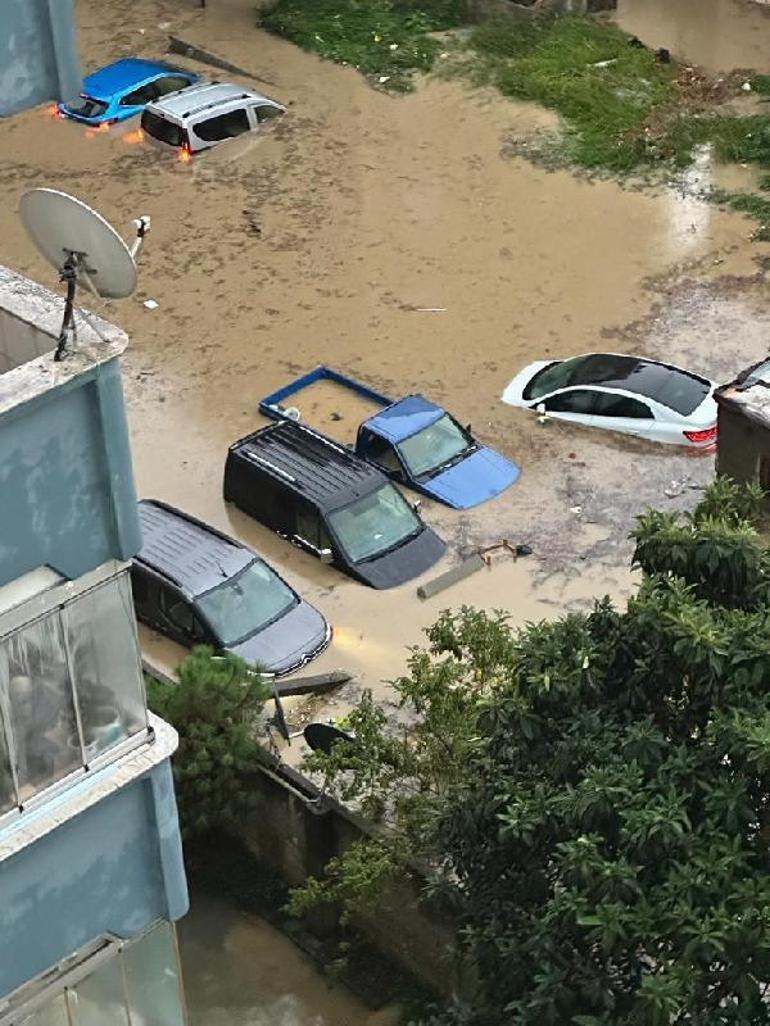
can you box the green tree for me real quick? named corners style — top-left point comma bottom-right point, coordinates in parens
top-left (292, 481), bottom-right (770, 1025)
top-left (146, 646), bottom-right (270, 838)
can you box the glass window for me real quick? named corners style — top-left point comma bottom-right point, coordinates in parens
top-left (159, 587), bottom-right (195, 635)
top-left (123, 924), bottom-right (185, 1026)
top-left (121, 84), bottom-right (157, 106)
top-left (64, 96), bottom-right (109, 119)
top-left (362, 433), bottom-right (402, 475)
top-left (593, 392), bottom-right (653, 419)
top-left (193, 108), bottom-right (250, 142)
top-left (141, 111), bottom-right (186, 148)
top-left (197, 560), bottom-right (297, 647)
top-left (543, 390), bottom-right (600, 415)
top-left (254, 104), bottom-right (283, 123)
top-left (67, 956), bottom-right (129, 1026)
top-left (398, 415), bottom-right (471, 477)
top-left (63, 575), bottom-right (147, 762)
top-left (296, 507), bottom-right (331, 551)
top-left (329, 484), bottom-right (421, 563)
top-left (524, 354), bottom-right (709, 415)
top-left (0, 708), bottom-right (16, 813)
top-left (19, 994), bottom-right (70, 1026)
top-left (154, 75), bottom-right (192, 97)
top-left (0, 617), bottom-right (81, 801)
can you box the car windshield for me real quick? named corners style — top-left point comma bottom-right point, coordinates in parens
top-left (329, 484), bottom-right (421, 563)
top-left (523, 354), bottom-right (709, 415)
top-left (141, 110), bottom-right (186, 147)
top-left (196, 560), bottom-right (297, 647)
top-left (65, 95), bottom-right (108, 118)
top-left (398, 415), bottom-right (471, 477)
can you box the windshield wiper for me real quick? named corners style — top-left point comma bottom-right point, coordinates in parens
top-left (356, 526), bottom-right (423, 563)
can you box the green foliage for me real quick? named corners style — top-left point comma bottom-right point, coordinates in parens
top-left (261, 0), bottom-right (464, 91)
top-left (146, 646), bottom-right (270, 838)
top-left (752, 75), bottom-right (770, 97)
top-left (469, 16), bottom-right (676, 171)
top-left (291, 480), bottom-right (770, 1024)
top-left (632, 479), bottom-right (770, 609)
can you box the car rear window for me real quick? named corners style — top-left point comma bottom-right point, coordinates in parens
top-left (141, 110), bottom-right (186, 147)
top-left (65, 95), bottom-right (108, 118)
top-left (524, 354), bottom-right (709, 415)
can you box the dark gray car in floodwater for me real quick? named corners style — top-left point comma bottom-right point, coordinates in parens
top-left (131, 500), bottom-right (331, 675)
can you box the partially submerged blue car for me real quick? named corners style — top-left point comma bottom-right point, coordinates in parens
top-left (259, 367), bottom-right (521, 510)
top-left (58, 59), bottom-right (198, 125)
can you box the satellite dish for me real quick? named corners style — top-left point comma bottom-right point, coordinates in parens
top-left (303, 722), bottom-right (355, 756)
top-left (20, 188), bottom-right (150, 361)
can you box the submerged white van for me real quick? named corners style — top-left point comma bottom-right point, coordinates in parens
top-left (140, 81), bottom-right (285, 156)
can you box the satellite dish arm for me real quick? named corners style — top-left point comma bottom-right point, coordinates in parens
top-left (129, 216), bottom-right (151, 261)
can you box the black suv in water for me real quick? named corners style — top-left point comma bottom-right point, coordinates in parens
top-left (131, 500), bottom-right (331, 674)
top-left (223, 421), bottom-right (446, 589)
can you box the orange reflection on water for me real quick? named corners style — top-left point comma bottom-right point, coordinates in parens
top-left (122, 128), bottom-right (144, 145)
top-left (84, 122), bottom-right (110, 140)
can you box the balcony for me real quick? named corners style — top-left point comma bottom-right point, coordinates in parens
top-left (0, 265), bottom-right (141, 587)
top-left (0, 562), bottom-right (148, 817)
top-left (0, 921), bottom-right (185, 1026)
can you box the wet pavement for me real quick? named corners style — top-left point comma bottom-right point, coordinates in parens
top-left (179, 893), bottom-right (395, 1026)
top-left (615, 0), bottom-right (770, 74)
top-left (2, 0), bottom-right (770, 754)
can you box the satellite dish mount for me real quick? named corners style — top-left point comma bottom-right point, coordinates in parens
top-left (19, 189), bottom-right (150, 362)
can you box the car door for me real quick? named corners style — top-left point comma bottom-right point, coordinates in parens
top-left (118, 81), bottom-right (160, 118)
top-left (294, 503), bottom-right (334, 563)
top-left (590, 391), bottom-right (655, 439)
top-left (535, 388), bottom-right (602, 427)
top-left (158, 583), bottom-right (210, 648)
top-left (191, 107), bottom-right (251, 150)
top-left (357, 429), bottom-right (406, 484)
top-left (248, 103), bottom-right (284, 130)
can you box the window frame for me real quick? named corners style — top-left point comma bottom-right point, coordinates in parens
top-left (0, 561), bottom-right (150, 819)
top-left (539, 388), bottom-right (602, 415)
top-left (0, 922), bottom-right (187, 1026)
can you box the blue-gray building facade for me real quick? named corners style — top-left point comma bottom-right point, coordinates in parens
top-left (0, 266), bottom-right (189, 1026)
top-left (0, 0), bottom-right (82, 117)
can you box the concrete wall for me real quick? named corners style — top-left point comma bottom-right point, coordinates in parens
top-left (716, 406), bottom-right (770, 488)
top-left (0, 760), bottom-right (188, 996)
top-left (0, 0), bottom-right (81, 117)
top-left (0, 267), bottom-right (141, 587)
top-left (239, 762), bottom-right (463, 997)
top-left (465, 0), bottom-right (615, 20)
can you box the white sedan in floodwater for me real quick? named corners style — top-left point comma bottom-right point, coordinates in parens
top-left (502, 353), bottom-right (719, 449)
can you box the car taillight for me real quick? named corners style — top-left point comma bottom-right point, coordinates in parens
top-left (684, 425), bottom-right (717, 443)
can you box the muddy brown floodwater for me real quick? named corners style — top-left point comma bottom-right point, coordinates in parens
top-left (615, 0), bottom-right (770, 73)
top-left (2, 0), bottom-right (770, 756)
top-left (179, 893), bottom-right (394, 1026)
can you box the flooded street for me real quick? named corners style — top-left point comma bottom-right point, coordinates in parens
top-left (2, 0), bottom-right (770, 743)
top-left (615, 0), bottom-right (770, 73)
top-left (179, 893), bottom-right (384, 1026)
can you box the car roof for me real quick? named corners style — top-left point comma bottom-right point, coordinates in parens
top-left (148, 81), bottom-right (275, 119)
top-left (364, 395), bottom-right (444, 444)
top-left (83, 58), bottom-right (184, 99)
top-left (231, 421), bottom-right (384, 510)
top-left (135, 499), bottom-right (253, 598)
top-left (549, 353), bottom-right (712, 416)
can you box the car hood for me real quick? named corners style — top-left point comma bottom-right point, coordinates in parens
top-left (420, 446), bottom-right (521, 509)
top-left (353, 527), bottom-right (446, 589)
top-left (227, 599), bottom-right (330, 676)
top-left (501, 360), bottom-right (554, 407)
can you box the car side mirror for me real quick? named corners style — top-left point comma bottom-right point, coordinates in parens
top-left (465, 423), bottom-right (472, 434)
top-left (319, 548), bottom-right (334, 565)
top-left (536, 403), bottom-right (546, 415)
top-left (411, 499), bottom-right (422, 515)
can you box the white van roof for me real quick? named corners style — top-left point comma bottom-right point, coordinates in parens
top-left (148, 81), bottom-right (279, 120)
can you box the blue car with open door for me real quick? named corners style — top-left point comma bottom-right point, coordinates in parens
top-left (259, 367), bottom-right (521, 510)
top-left (58, 59), bottom-right (198, 125)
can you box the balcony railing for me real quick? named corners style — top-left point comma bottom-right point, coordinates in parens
top-left (0, 563), bottom-right (149, 815)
